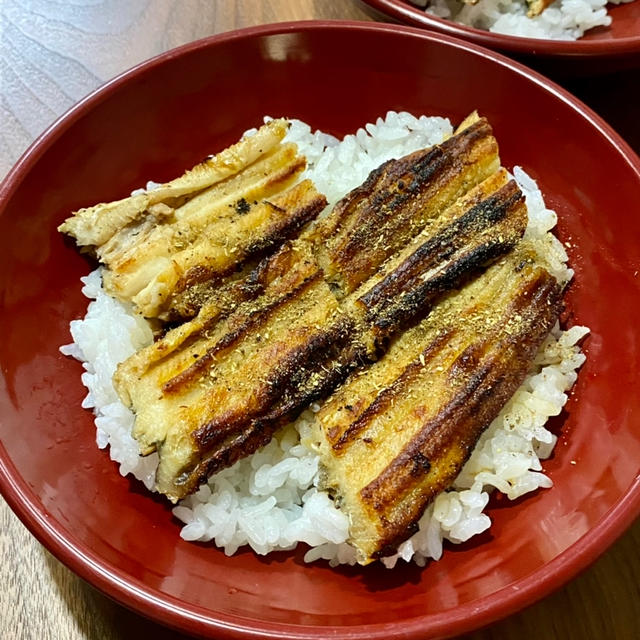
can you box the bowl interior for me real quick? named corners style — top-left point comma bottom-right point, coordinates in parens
top-left (584, 2), bottom-right (640, 41)
top-left (1, 23), bottom-right (639, 639)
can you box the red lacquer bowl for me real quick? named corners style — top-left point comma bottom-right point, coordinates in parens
top-left (1, 22), bottom-right (639, 640)
top-left (361, 0), bottom-right (640, 70)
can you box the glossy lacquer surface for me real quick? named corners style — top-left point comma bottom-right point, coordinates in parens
top-left (1, 22), bottom-right (639, 640)
top-left (361, 0), bottom-right (640, 69)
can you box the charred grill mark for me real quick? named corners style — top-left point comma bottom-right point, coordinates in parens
top-left (162, 272), bottom-right (323, 396)
top-left (367, 355), bottom-right (497, 509)
top-left (323, 120), bottom-right (498, 293)
top-left (177, 421), bottom-right (278, 493)
top-left (355, 270), bottom-right (562, 557)
top-left (166, 241), bottom-right (306, 322)
top-left (361, 180), bottom-right (523, 309)
top-left (191, 315), bottom-right (354, 450)
top-left (328, 328), bottom-right (455, 450)
top-left (173, 334), bottom-right (369, 497)
top-left (409, 452), bottom-right (431, 477)
top-left (370, 239), bottom-right (522, 336)
top-left (166, 275), bottom-right (263, 324)
top-left (364, 356), bottom-right (509, 556)
top-left (328, 148), bottom-right (440, 255)
top-left (359, 180), bottom-right (526, 335)
top-left (174, 188), bottom-right (327, 293)
top-left (179, 265), bottom-right (223, 291)
top-left (245, 318), bottom-right (356, 418)
top-left (318, 154), bottom-right (411, 240)
top-left (246, 246), bottom-right (295, 288)
top-left (332, 121), bottom-right (492, 249)
top-left (273, 338), bottom-right (370, 422)
top-left (157, 296), bottom-right (242, 358)
top-left (243, 195), bottom-right (326, 255)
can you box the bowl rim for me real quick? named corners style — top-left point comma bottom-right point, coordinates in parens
top-left (360, 0), bottom-right (640, 57)
top-left (1, 19), bottom-right (640, 640)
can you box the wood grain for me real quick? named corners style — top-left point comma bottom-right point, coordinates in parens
top-left (1, 1), bottom-right (639, 639)
top-left (0, 0), bottom-right (372, 178)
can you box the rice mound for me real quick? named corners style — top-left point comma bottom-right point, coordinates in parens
top-left (61, 112), bottom-right (588, 567)
top-left (417, 0), bottom-right (633, 41)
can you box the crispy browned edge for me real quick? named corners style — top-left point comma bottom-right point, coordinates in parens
top-left (321, 119), bottom-right (498, 292)
top-left (336, 268), bottom-right (563, 559)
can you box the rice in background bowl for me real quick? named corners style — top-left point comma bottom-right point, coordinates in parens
top-left (418, 0), bottom-right (634, 41)
top-left (360, 0), bottom-right (640, 71)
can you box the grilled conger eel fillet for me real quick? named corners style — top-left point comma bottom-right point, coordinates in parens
top-left (59, 113), bottom-right (564, 562)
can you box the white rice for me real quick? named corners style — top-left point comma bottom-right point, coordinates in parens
top-left (411, 0), bottom-right (633, 41)
top-left (61, 112), bottom-right (588, 567)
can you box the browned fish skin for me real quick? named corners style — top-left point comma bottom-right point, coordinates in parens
top-left (113, 116), bottom-right (540, 504)
top-left (161, 271), bottom-right (323, 399)
top-left (115, 241), bottom-right (332, 452)
top-left (175, 317), bottom-right (366, 497)
top-left (313, 248), bottom-right (563, 563)
top-left (165, 178), bottom-right (328, 319)
top-left (190, 307), bottom-right (349, 450)
top-left (327, 328), bottom-right (455, 452)
top-left (113, 241), bottom-right (320, 411)
top-left (355, 175), bottom-right (527, 339)
top-left (162, 232), bottom-right (316, 325)
top-left (124, 242), bottom-right (350, 500)
top-left (313, 118), bottom-right (500, 295)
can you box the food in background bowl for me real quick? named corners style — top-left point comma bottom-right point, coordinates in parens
top-left (409, 0), bottom-right (635, 40)
top-left (58, 111), bottom-right (587, 567)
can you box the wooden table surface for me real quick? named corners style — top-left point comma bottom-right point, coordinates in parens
top-left (1, 1), bottom-right (638, 638)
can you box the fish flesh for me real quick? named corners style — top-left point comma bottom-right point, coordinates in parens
top-left (525, 0), bottom-right (555, 17)
top-left (347, 167), bottom-right (527, 344)
top-left (58, 120), bottom-right (327, 319)
top-left (60, 113), bottom-right (564, 551)
top-left (312, 115), bottom-right (499, 295)
top-left (114, 241), bottom-right (352, 500)
top-left (312, 243), bottom-right (563, 563)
